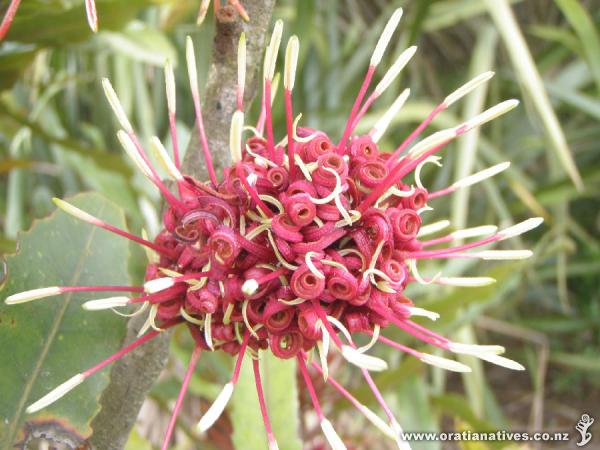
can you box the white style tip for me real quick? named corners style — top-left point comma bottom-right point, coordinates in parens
top-left (85, 0), bottom-right (98, 33)
top-left (371, 88), bottom-right (410, 143)
top-left (406, 307), bottom-right (440, 321)
top-left (284, 36), bottom-right (299, 91)
top-left (478, 353), bottom-right (525, 371)
top-left (321, 419), bottom-right (347, 450)
top-left (26, 374), bottom-right (85, 414)
top-left (197, 382), bottom-right (234, 433)
top-left (374, 46), bottom-right (417, 95)
top-left (164, 59), bottom-right (176, 114)
top-left (452, 162), bottom-right (511, 189)
top-left (238, 32), bottom-right (247, 94)
top-left (102, 78), bottom-right (133, 133)
top-left (116, 130), bottom-right (153, 178)
top-left (265, 20), bottom-right (284, 81)
top-left (371, 8), bottom-right (403, 66)
top-left (438, 276), bottom-right (496, 287)
top-left (498, 217), bottom-right (544, 240)
top-left (246, 173), bottom-right (258, 186)
top-left (5, 287), bottom-right (62, 305)
top-left (204, 313), bottom-right (214, 350)
top-left (230, 110), bottom-right (244, 164)
top-left (357, 404), bottom-right (396, 440)
top-left (420, 354), bottom-right (472, 373)
top-left (448, 343), bottom-right (505, 356)
top-left (390, 419), bottom-right (413, 450)
top-left (417, 220), bottom-right (451, 237)
top-left (186, 36), bottom-right (199, 97)
top-left (462, 99), bottom-right (519, 132)
top-left (341, 345), bottom-right (388, 371)
top-left (408, 128), bottom-right (456, 160)
top-left (450, 225), bottom-right (498, 240)
top-left (242, 279), bottom-right (259, 296)
top-left (53, 198), bottom-right (101, 225)
top-left (196, 0), bottom-right (210, 24)
top-left (151, 136), bottom-right (183, 181)
top-left (144, 277), bottom-right (175, 294)
top-left (472, 250), bottom-right (534, 260)
top-left (443, 71), bottom-right (495, 107)
top-left (82, 296), bottom-right (130, 311)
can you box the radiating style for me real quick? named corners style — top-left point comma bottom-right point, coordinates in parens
top-left (5, 9), bottom-right (543, 450)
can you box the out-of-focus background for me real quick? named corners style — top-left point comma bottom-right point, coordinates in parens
top-left (0, 0), bottom-right (599, 449)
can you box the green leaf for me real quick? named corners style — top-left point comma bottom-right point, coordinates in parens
top-left (424, 0), bottom-right (523, 32)
top-left (396, 374), bottom-right (439, 450)
top-left (125, 428), bottom-right (154, 450)
top-left (550, 352), bottom-right (600, 372)
top-left (431, 394), bottom-right (506, 449)
top-left (554, 0), bottom-right (600, 94)
top-left (58, 149), bottom-right (139, 215)
top-left (484, 0), bottom-right (584, 191)
top-left (0, 45), bottom-right (38, 91)
top-left (261, 353), bottom-right (303, 450)
top-left (0, 192), bottom-right (130, 447)
top-left (6, 0), bottom-right (157, 46)
top-left (0, 100), bottom-right (132, 176)
top-left (99, 22), bottom-right (178, 67)
top-left (231, 352), bottom-right (302, 450)
top-left (528, 25), bottom-right (583, 57)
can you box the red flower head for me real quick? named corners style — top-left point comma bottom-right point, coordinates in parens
top-left (5, 9), bottom-right (543, 450)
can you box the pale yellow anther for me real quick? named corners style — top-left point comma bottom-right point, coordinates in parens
top-left (238, 32), bottom-right (247, 96)
top-left (230, 111), bottom-right (244, 163)
top-left (370, 8), bottom-right (403, 66)
top-left (284, 36), bottom-right (299, 91)
top-left (374, 46), bottom-right (416, 95)
top-left (164, 59), bottom-right (176, 114)
top-left (151, 136), bottom-right (183, 181)
top-left (102, 78), bottom-right (133, 133)
top-left (443, 71), bottom-right (495, 107)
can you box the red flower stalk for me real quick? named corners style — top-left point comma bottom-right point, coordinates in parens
top-left (5, 9), bottom-right (543, 450)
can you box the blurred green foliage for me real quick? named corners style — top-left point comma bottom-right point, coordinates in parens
top-left (0, 0), bottom-right (599, 449)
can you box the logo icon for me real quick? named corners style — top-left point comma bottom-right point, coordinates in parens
top-left (575, 413), bottom-right (594, 447)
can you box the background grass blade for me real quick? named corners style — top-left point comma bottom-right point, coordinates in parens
top-left (554, 0), bottom-right (600, 95)
top-left (484, 0), bottom-right (584, 191)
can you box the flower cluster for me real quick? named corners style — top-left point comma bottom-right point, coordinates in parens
top-left (5, 9), bottom-right (543, 450)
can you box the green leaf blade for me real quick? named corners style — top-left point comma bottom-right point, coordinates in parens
top-left (0, 192), bottom-right (131, 447)
top-left (554, 0), bottom-right (600, 94)
top-left (231, 352), bottom-right (302, 450)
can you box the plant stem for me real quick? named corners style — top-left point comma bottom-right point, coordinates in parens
top-left (87, 2), bottom-right (275, 448)
top-left (183, 1), bottom-right (276, 180)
